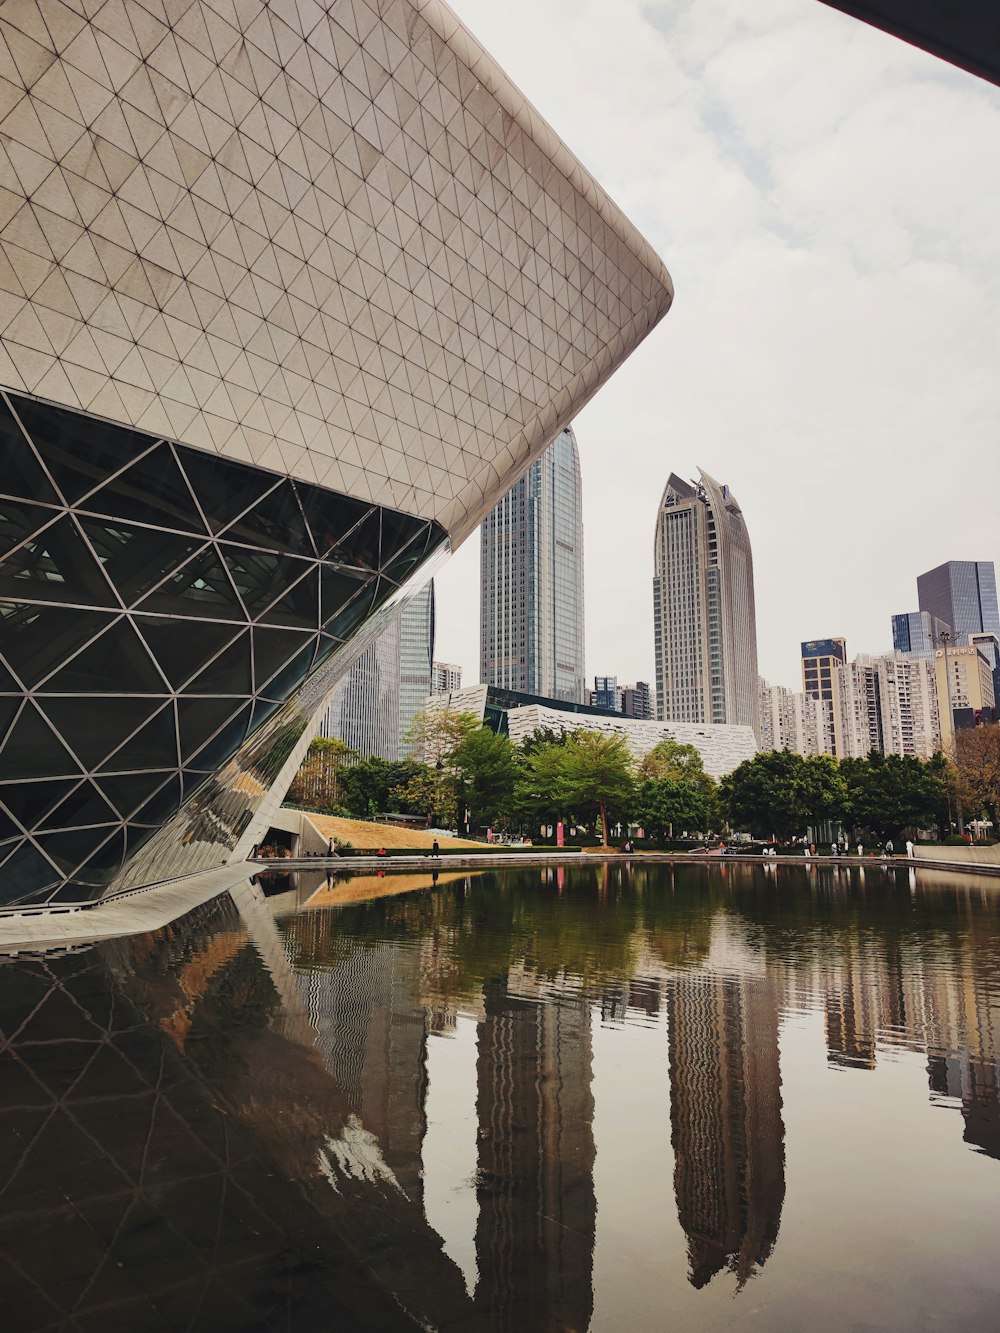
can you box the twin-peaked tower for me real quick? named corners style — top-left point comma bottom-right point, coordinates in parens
top-left (653, 472), bottom-right (760, 736)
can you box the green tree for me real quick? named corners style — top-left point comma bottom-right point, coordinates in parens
top-left (559, 730), bottom-right (636, 848)
top-left (636, 777), bottom-right (712, 840)
top-left (404, 706), bottom-right (480, 765)
top-left (512, 735), bottom-right (568, 830)
top-left (394, 707), bottom-right (481, 828)
top-left (638, 738), bottom-right (718, 822)
top-left (285, 737), bottom-right (356, 811)
top-left (339, 757), bottom-right (426, 818)
top-left (451, 727), bottom-right (520, 830)
top-left (843, 752), bottom-right (950, 840)
top-left (720, 750), bottom-right (846, 841)
top-left (393, 763), bottom-right (458, 829)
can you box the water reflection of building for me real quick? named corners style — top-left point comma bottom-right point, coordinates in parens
top-left (475, 980), bottom-right (597, 1329)
top-left (667, 973), bottom-right (785, 1290)
top-left (824, 947), bottom-right (878, 1069)
top-left (295, 941), bottom-right (429, 1202)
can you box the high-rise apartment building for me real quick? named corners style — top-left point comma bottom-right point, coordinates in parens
top-left (932, 643), bottom-right (997, 751)
top-left (757, 679), bottom-right (830, 756)
top-left (653, 472), bottom-right (759, 736)
top-left (480, 427), bottom-right (585, 703)
top-left (622, 682), bottom-right (655, 720)
top-left (917, 561), bottom-right (1000, 705)
top-left (835, 655), bottom-right (941, 759)
top-left (801, 639), bottom-right (847, 756)
top-left (432, 662), bottom-right (463, 695)
top-left (591, 676), bottom-right (622, 712)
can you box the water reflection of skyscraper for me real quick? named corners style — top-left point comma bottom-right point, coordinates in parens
top-left (666, 973), bottom-right (786, 1290)
top-left (815, 925), bottom-right (1000, 1162)
top-left (474, 980), bottom-right (597, 1330)
top-left (296, 941), bottom-right (429, 1202)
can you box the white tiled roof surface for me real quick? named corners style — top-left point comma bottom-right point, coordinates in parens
top-left (504, 704), bottom-right (758, 780)
top-left (427, 685), bottom-right (757, 779)
top-left (0, 0), bottom-right (672, 539)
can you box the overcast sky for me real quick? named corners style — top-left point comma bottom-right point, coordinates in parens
top-left (432, 0), bottom-right (1000, 692)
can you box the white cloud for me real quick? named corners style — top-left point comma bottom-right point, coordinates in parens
top-left (434, 0), bottom-right (1000, 691)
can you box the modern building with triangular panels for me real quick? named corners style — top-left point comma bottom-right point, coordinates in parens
top-left (0, 0), bottom-right (672, 907)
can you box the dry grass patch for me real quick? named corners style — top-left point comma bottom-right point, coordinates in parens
top-left (304, 813), bottom-right (482, 851)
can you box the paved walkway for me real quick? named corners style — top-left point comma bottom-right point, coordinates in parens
top-left (254, 849), bottom-right (1000, 877)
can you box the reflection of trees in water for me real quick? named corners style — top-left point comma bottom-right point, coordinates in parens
top-left (280, 863), bottom-right (716, 1005)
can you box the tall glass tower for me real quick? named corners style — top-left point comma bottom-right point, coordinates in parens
top-left (653, 470), bottom-right (759, 736)
top-left (480, 428), bottom-right (585, 703)
top-left (918, 561), bottom-right (1000, 641)
top-left (917, 561), bottom-right (1000, 702)
top-left (319, 582), bottom-right (434, 761)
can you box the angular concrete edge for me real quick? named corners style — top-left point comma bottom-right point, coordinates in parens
top-left (0, 865), bottom-right (252, 954)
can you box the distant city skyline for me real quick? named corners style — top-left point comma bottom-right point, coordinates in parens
top-left (434, 0), bottom-right (1000, 693)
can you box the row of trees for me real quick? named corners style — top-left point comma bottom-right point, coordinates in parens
top-left (287, 710), bottom-right (716, 846)
top-left (287, 710), bottom-right (1000, 844)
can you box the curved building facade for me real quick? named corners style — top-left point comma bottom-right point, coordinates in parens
top-left (0, 0), bottom-right (672, 907)
top-left (480, 425), bottom-right (585, 702)
top-left (653, 470), bottom-right (759, 737)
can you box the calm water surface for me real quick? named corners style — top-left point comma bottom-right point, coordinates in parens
top-left (3, 862), bottom-right (1000, 1331)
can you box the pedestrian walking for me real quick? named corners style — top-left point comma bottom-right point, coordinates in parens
top-left (432, 838), bottom-right (440, 858)
top-left (906, 839), bottom-right (914, 859)
top-left (857, 843), bottom-right (863, 858)
top-left (885, 839), bottom-right (894, 856)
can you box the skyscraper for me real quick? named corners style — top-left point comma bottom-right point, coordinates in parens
top-left (399, 585), bottom-right (435, 758)
top-left (480, 427), bottom-right (585, 703)
top-left (891, 610), bottom-right (953, 657)
top-left (591, 676), bottom-right (622, 711)
top-left (667, 972), bottom-right (785, 1290)
top-left (653, 471), bottom-right (759, 735)
top-left (917, 561), bottom-right (1000, 703)
top-left (320, 584), bottom-right (435, 760)
top-left (801, 638), bottom-right (847, 756)
top-left (475, 979), bottom-right (596, 1328)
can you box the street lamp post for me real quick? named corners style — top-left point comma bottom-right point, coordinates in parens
top-left (933, 628), bottom-right (964, 835)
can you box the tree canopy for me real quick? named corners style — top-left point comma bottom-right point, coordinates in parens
top-left (286, 703), bottom-right (964, 846)
top-left (720, 750), bottom-right (846, 840)
top-left (955, 724), bottom-right (1000, 828)
top-left (559, 731), bottom-right (636, 847)
top-left (285, 736), bottom-right (356, 811)
top-left (842, 752), bottom-right (952, 840)
top-left (636, 777), bottom-right (713, 839)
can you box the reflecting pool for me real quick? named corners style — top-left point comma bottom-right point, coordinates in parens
top-left (3, 861), bottom-right (1000, 1331)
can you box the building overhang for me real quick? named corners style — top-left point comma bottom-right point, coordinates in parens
top-left (818, 0), bottom-right (1000, 87)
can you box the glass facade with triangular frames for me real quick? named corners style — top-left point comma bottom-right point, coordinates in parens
top-left (0, 389), bottom-right (443, 906)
